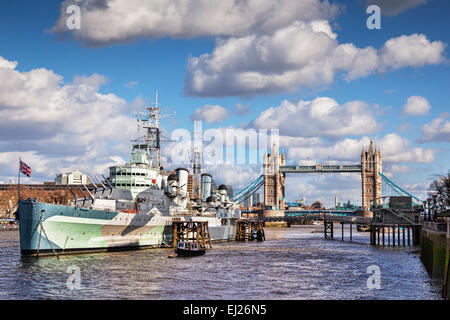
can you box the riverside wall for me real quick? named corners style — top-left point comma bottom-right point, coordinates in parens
top-left (420, 220), bottom-right (450, 299)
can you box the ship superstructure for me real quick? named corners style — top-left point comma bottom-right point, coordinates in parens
top-left (109, 92), bottom-right (174, 199)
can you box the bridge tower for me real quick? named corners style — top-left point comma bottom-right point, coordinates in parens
top-left (361, 139), bottom-right (382, 210)
top-left (263, 143), bottom-right (286, 213)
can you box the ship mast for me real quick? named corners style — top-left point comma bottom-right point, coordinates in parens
top-left (134, 91), bottom-right (175, 169)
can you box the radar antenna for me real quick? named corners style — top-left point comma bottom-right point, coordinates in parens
top-left (133, 91), bottom-right (175, 169)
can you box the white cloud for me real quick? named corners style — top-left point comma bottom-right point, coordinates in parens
top-left (190, 105), bottom-right (230, 123)
top-left (205, 164), bottom-right (261, 190)
top-left (288, 133), bottom-right (435, 164)
top-left (234, 103), bottom-right (251, 116)
top-left (279, 136), bottom-right (323, 148)
top-left (418, 114), bottom-right (450, 143)
top-left (250, 97), bottom-right (379, 139)
top-left (51, 0), bottom-right (340, 46)
top-left (50, 1), bottom-right (445, 99)
top-left (401, 181), bottom-right (430, 201)
top-left (186, 27), bottom-right (446, 96)
top-left (370, 133), bottom-right (435, 164)
top-left (379, 34), bottom-right (445, 70)
top-left (402, 96), bottom-right (431, 115)
top-left (0, 56), bottom-right (17, 69)
top-left (389, 164), bottom-right (412, 174)
top-left (72, 73), bottom-right (109, 90)
top-left (0, 56), bottom-right (136, 182)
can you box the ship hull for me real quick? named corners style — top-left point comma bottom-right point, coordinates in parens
top-left (18, 199), bottom-right (236, 256)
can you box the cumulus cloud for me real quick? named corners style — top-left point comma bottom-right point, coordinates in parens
top-left (288, 133), bottom-right (435, 164)
top-left (186, 27), bottom-right (446, 96)
top-left (401, 96), bottom-right (431, 115)
top-left (0, 56), bottom-right (17, 69)
top-left (205, 164), bottom-right (261, 190)
top-left (72, 73), bottom-right (109, 90)
top-left (51, 0), bottom-right (340, 46)
top-left (50, 1), bottom-right (445, 98)
top-left (388, 164), bottom-right (412, 174)
top-left (378, 34), bottom-right (445, 70)
top-left (0, 56), bottom-right (136, 182)
top-left (366, 0), bottom-right (428, 16)
top-left (249, 97), bottom-right (380, 139)
top-left (190, 105), bottom-right (230, 123)
top-left (418, 114), bottom-right (450, 143)
top-left (234, 103), bottom-right (251, 116)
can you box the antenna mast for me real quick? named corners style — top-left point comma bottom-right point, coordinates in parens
top-left (134, 91), bottom-right (175, 169)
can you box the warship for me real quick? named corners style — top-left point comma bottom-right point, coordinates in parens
top-left (18, 94), bottom-right (240, 256)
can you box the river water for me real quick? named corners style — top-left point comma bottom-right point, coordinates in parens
top-left (0, 226), bottom-right (442, 300)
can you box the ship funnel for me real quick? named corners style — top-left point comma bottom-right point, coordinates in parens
top-left (175, 168), bottom-right (189, 196)
top-left (201, 174), bottom-right (212, 202)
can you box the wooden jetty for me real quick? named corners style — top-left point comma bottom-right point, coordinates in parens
top-left (369, 224), bottom-right (421, 246)
top-left (171, 220), bottom-right (212, 249)
top-left (322, 203), bottom-right (422, 247)
top-left (235, 220), bottom-right (265, 241)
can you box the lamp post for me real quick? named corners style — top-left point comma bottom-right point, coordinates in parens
top-left (432, 194), bottom-right (438, 221)
top-left (422, 200), bottom-right (427, 221)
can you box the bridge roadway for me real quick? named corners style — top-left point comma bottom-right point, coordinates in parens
top-left (279, 164), bottom-right (362, 173)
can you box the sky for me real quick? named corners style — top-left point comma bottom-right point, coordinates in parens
top-left (0, 0), bottom-right (449, 207)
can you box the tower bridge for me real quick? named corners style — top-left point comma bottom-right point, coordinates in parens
top-left (234, 139), bottom-right (383, 218)
top-left (263, 139), bottom-right (381, 217)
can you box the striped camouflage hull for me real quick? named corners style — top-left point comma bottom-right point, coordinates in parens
top-left (18, 199), bottom-right (235, 256)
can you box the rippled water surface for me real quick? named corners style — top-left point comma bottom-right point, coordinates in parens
top-left (0, 226), bottom-right (442, 299)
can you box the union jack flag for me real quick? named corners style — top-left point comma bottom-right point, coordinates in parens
top-left (19, 160), bottom-right (31, 177)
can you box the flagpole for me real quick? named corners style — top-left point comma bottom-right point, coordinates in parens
top-left (18, 157), bottom-right (21, 201)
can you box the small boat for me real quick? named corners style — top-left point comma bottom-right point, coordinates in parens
top-left (175, 241), bottom-right (206, 257)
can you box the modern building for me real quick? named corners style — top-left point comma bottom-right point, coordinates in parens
top-left (242, 193), bottom-right (262, 209)
top-left (252, 193), bottom-right (261, 206)
top-left (55, 170), bottom-right (92, 185)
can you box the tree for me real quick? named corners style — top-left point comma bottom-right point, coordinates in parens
top-left (429, 171), bottom-right (450, 211)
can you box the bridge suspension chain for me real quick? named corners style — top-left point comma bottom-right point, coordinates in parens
top-left (232, 175), bottom-right (263, 202)
top-left (379, 172), bottom-right (422, 203)
top-left (234, 180), bottom-right (264, 204)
